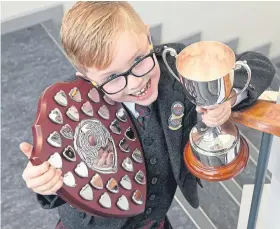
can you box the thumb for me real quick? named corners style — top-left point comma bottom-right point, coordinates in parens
top-left (75, 72), bottom-right (84, 77)
top-left (19, 142), bottom-right (33, 159)
top-left (196, 106), bottom-right (205, 113)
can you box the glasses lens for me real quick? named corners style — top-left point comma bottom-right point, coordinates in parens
top-left (131, 56), bottom-right (154, 76)
top-left (103, 75), bottom-right (126, 94)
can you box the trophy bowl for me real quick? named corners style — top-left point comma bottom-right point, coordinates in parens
top-left (163, 41), bottom-right (250, 181)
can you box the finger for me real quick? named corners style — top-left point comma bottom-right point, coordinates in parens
top-left (205, 106), bottom-right (225, 119)
top-left (49, 177), bottom-right (64, 194)
top-left (19, 142), bottom-right (33, 159)
top-left (75, 72), bottom-right (84, 77)
top-left (97, 152), bottom-right (108, 166)
top-left (203, 109), bottom-right (231, 127)
top-left (22, 161), bottom-right (50, 181)
top-left (196, 106), bottom-right (206, 113)
top-left (26, 166), bottom-right (56, 189)
top-left (203, 102), bottom-right (231, 122)
top-left (202, 108), bottom-right (226, 123)
top-left (34, 177), bottom-right (63, 196)
top-left (35, 169), bottom-right (62, 192)
top-left (203, 110), bottom-right (230, 126)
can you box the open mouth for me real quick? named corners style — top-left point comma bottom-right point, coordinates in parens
top-left (130, 79), bottom-right (151, 97)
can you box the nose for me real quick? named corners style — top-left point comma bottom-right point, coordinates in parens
top-left (127, 75), bottom-right (144, 91)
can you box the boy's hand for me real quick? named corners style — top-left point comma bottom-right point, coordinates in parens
top-left (20, 142), bottom-right (64, 196)
top-left (196, 100), bottom-right (232, 127)
top-left (196, 90), bottom-right (237, 127)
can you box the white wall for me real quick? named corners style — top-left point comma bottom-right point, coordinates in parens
top-left (129, 1), bottom-right (280, 57)
top-left (1, 1), bottom-right (280, 57)
top-left (1, 1), bottom-right (60, 22)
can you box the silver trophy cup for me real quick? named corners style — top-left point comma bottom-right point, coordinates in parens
top-left (162, 41), bottom-right (251, 180)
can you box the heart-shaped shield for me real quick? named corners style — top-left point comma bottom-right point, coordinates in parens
top-left (31, 78), bottom-right (147, 217)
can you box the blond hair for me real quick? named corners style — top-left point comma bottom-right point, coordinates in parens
top-left (60, 1), bottom-right (147, 72)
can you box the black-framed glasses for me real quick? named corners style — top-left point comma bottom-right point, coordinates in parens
top-left (92, 49), bottom-right (155, 95)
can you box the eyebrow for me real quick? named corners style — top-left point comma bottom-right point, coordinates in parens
top-left (100, 48), bottom-right (141, 79)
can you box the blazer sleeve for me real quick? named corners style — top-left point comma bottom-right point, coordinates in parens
top-left (36, 194), bottom-right (66, 209)
top-left (232, 51), bottom-right (276, 110)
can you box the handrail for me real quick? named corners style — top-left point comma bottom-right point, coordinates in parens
top-left (230, 90), bottom-right (279, 229)
top-left (231, 99), bottom-right (280, 137)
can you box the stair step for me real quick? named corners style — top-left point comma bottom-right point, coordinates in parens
top-left (220, 179), bottom-right (242, 204)
top-left (1, 23), bottom-right (74, 229)
top-left (167, 198), bottom-right (199, 229)
top-left (235, 159), bottom-right (271, 187)
top-left (237, 124), bottom-right (262, 150)
top-left (225, 38), bottom-right (239, 53)
top-left (150, 24), bottom-right (162, 45)
top-left (235, 126), bottom-right (272, 185)
top-left (253, 43), bottom-right (271, 57)
top-left (270, 56), bottom-right (280, 91)
top-left (271, 56), bottom-right (280, 67)
top-left (176, 32), bottom-right (201, 46)
top-left (269, 73), bottom-right (280, 91)
top-left (197, 180), bottom-right (240, 229)
top-left (237, 184), bottom-right (270, 229)
top-left (175, 188), bottom-right (218, 229)
top-left (41, 19), bottom-right (62, 48)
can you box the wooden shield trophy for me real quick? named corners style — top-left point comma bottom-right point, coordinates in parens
top-left (31, 78), bottom-right (146, 217)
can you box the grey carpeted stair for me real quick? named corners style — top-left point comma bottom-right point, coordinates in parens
top-left (225, 38), bottom-right (239, 53)
top-left (177, 33), bottom-right (201, 46)
top-left (270, 56), bottom-right (280, 91)
top-left (1, 23), bottom-right (74, 229)
top-left (252, 43), bottom-right (271, 58)
top-left (150, 24), bottom-right (162, 45)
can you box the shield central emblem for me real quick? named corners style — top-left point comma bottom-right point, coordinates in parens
top-left (74, 119), bottom-right (117, 174)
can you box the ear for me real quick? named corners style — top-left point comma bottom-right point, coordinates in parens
top-left (75, 71), bottom-right (94, 84)
top-left (75, 71), bottom-right (84, 77)
top-left (145, 24), bottom-right (151, 38)
top-left (145, 24), bottom-right (150, 32)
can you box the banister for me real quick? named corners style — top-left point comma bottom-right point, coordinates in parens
top-left (231, 98), bottom-right (280, 137)
top-left (230, 90), bottom-right (279, 229)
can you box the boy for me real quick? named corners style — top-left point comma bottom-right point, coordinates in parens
top-left (20, 2), bottom-right (275, 229)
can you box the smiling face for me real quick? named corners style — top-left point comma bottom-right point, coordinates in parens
top-left (80, 31), bottom-right (161, 106)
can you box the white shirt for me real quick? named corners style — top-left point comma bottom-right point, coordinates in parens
top-left (123, 89), bottom-right (248, 118)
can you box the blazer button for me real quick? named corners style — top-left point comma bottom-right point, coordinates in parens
top-left (155, 47), bottom-right (161, 54)
top-left (150, 157), bottom-right (157, 165)
top-left (79, 212), bottom-right (86, 218)
top-left (144, 137), bottom-right (153, 146)
top-left (248, 84), bottom-right (255, 91)
top-left (145, 208), bottom-right (152, 215)
top-left (149, 194), bottom-right (156, 201)
top-left (151, 177), bottom-right (158, 184)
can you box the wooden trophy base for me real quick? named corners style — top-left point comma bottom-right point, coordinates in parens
top-left (184, 136), bottom-right (249, 181)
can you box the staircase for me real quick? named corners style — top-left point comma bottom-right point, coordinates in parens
top-left (1, 19), bottom-right (279, 229)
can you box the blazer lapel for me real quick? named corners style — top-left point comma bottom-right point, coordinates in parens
top-left (156, 73), bottom-right (186, 181)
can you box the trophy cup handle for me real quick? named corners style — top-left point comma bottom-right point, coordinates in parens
top-left (162, 46), bottom-right (207, 130)
top-left (228, 60), bottom-right (252, 100)
top-left (162, 46), bottom-right (181, 82)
